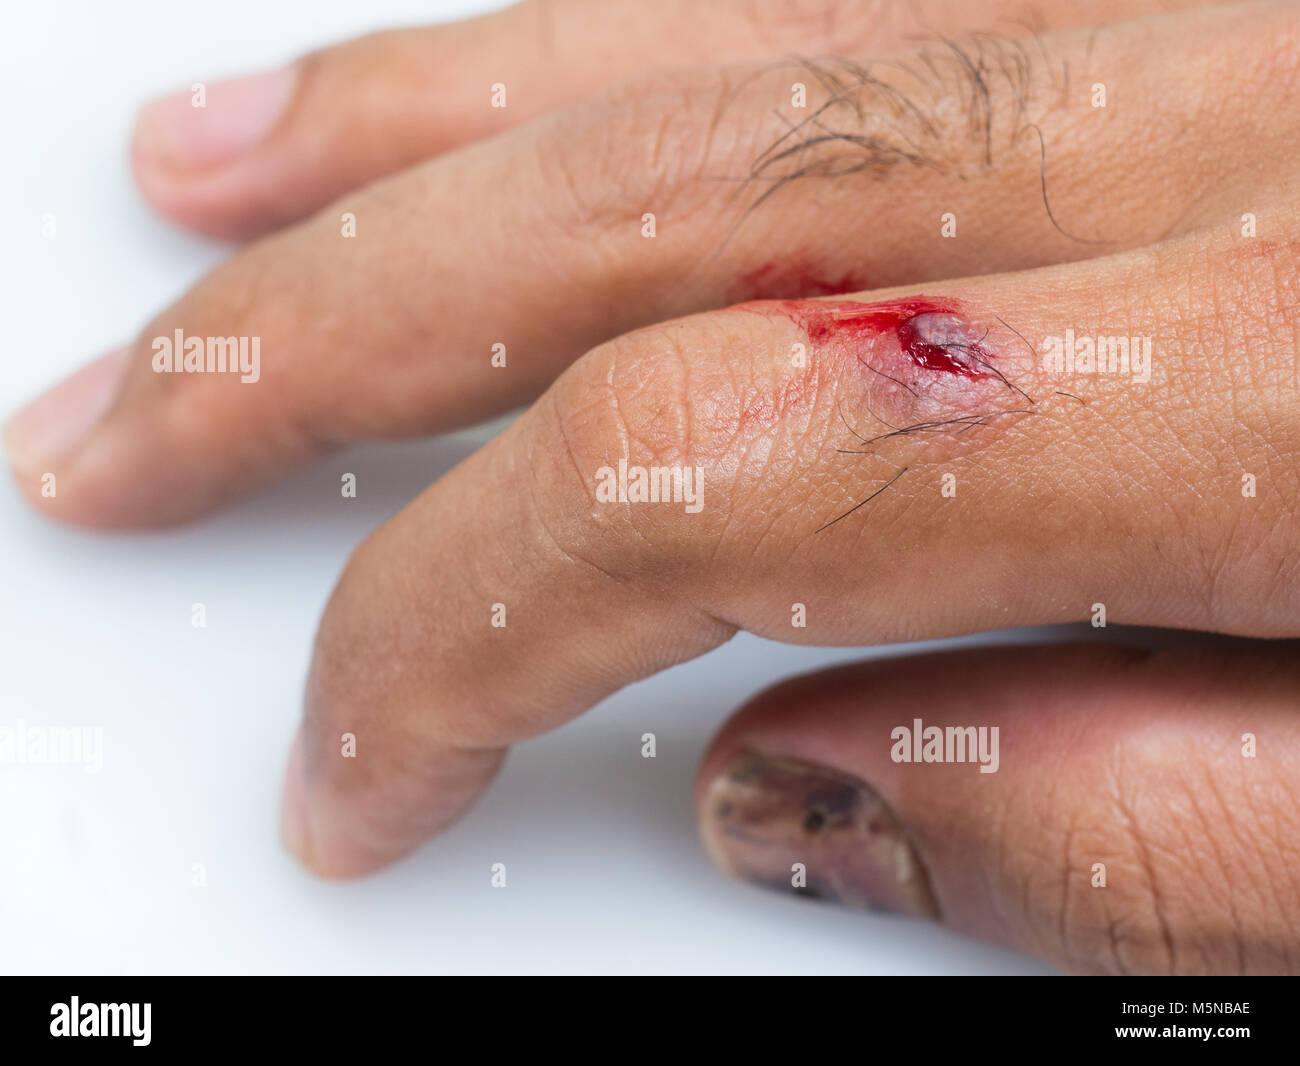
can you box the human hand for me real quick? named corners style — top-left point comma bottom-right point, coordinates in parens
top-left (6, 0), bottom-right (1298, 974)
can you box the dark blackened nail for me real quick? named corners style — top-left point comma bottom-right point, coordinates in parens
top-left (700, 751), bottom-right (939, 917)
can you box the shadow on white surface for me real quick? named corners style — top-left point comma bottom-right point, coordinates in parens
top-left (2, 428), bottom-right (1062, 974)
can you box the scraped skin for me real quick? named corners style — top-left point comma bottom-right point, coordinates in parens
top-left (7, 0), bottom-right (1300, 975)
top-left (736, 296), bottom-right (1038, 436)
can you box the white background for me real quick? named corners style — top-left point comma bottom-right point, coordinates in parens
top-left (0, 0), bottom-right (1082, 975)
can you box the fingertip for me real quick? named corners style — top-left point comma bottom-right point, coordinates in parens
top-left (277, 725), bottom-right (428, 880)
top-left (4, 348), bottom-right (130, 469)
top-left (278, 727), bottom-right (317, 871)
top-left (4, 348), bottom-right (132, 517)
top-left (3, 346), bottom-right (219, 530)
top-left (130, 66), bottom-right (301, 241)
top-left (132, 66), bottom-right (299, 173)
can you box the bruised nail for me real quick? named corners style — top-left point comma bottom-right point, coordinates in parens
top-left (134, 66), bottom-right (298, 171)
top-left (700, 751), bottom-right (939, 917)
top-left (3, 347), bottom-right (130, 474)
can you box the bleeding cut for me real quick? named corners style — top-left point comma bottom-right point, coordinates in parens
top-left (777, 297), bottom-right (993, 380)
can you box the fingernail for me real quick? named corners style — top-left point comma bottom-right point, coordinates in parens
top-left (700, 752), bottom-right (939, 917)
top-left (3, 348), bottom-right (130, 473)
top-left (279, 728), bottom-right (314, 867)
top-left (134, 66), bottom-right (298, 171)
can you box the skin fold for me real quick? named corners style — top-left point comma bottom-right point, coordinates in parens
top-left (6, 0), bottom-right (1300, 973)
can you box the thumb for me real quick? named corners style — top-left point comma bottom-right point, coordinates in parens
top-left (696, 642), bottom-right (1300, 975)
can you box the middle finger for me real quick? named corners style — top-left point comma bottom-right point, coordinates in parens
top-left (13, 1), bottom-right (1292, 528)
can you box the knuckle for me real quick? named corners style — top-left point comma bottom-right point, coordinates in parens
top-left (548, 334), bottom-right (693, 478)
top-left (531, 66), bottom-right (738, 233)
top-left (541, 310), bottom-right (860, 574)
top-left (533, 304), bottom-right (841, 579)
top-left (545, 306), bottom-right (918, 558)
top-left (535, 332), bottom-right (706, 578)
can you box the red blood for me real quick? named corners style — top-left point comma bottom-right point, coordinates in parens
top-left (732, 257), bottom-right (868, 301)
top-left (897, 315), bottom-right (984, 379)
top-left (757, 297), bottom-right (990, 379)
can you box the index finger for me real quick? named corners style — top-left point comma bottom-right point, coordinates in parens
top-left (283, 229), bottom-right (1300, 874)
